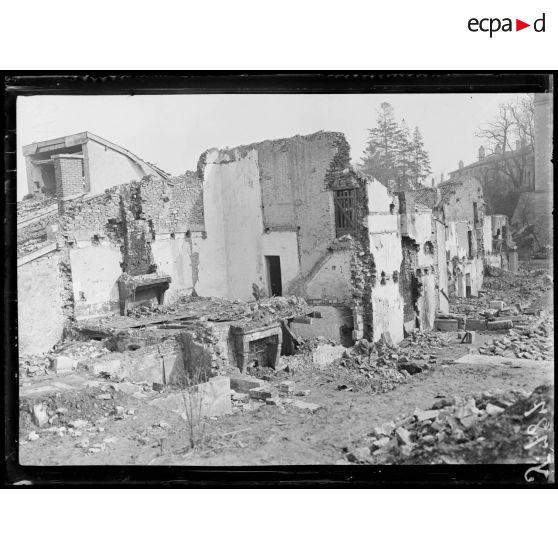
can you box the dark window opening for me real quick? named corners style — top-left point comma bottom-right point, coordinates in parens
top-left (265, 256), bottom-right (282, 296)
top-left (334, 188), bottom-right (357, 237)
top-left (473, 202), bottom-right (479, 225)
top-left (467, 230), bottom-right (473, 257)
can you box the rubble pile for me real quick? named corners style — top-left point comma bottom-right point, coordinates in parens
top-left (19, 354), bottom-right (52, 378)
top-left (124, 294), bottom-right (311, 324)
top-left (17, 196), bottom-right (55, 217)
top-left (479, 318), bottom-right (554, 360)
top-left (345, 383), bottom-right (554, 466)
top-left (450, 266), bottom-right (552, 319)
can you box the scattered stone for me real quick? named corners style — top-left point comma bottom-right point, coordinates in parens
top-left (27, 431), bottom-right (39, 441)
top-left (248, 387), bottom-right (273, 400)
top-left (53, 355), bottom-right (75, 372)
top-left (395, 427), bottom-right (412, 445)
top-left (414, 408), bottom-right (439, 422)
top-left (372, 437), bottom-right (391, 448)
top-left (68, 419), bottom-right (88, 429)
top-left (231, 391), bottom-right (250, 402)
top-left (290, 400), bottom-right (321, 412)
top-left (347, 446), bottom-right (372, 463)
top-left (96, 393), bottom-right (111, 400)
top-left (265, 397), bottom-right (283, 406)
top-left (485, 403), bottom-right (505, 416)
top-left (294, 389), bottom-right (311, 397)
top-left (279, 380), bottom-right (295, 394)
top-left (32, 403), bottom-right (49, 427)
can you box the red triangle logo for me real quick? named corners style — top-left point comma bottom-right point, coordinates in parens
top-left (516, 19), bottom-right (530, 31)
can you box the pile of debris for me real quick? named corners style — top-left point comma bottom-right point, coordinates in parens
top-left (479, 318), bottom-right (554, 361)
top-left (19, 354), bottom-right (52, 378)
top-left (19, 340), bottom-right (111, 379)
top-left (344, 383), bottom-right (554, 466)
top-left (124, 294), bottom-right (311, 324)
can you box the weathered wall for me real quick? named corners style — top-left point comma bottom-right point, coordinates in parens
top-left (371, 283), bottom-right (404, 344)
top-left (434, 220), bottom-right (449, 314)
top-left (200, 148), bottom-right (265, 300)
top-left (257, 132), bottom-right (340, 275)
top-left (18, 249), bottom-right (66, 354)
top-left (151, 234), bottom-right (204, 301)
top-left (304, 249), bottom-right (353, 304)
top-left (440, 180), bottom-right (485, 224)
top-left (86, 139), bottom-right (152, 195)
top-left (366, 180), bottom-right (404, 343)
top-left (69, 242), bottom-right (122, 319)
top-left (261, 231), bottom-right (300, 295)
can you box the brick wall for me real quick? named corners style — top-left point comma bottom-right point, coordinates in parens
top-left (53, 155), bottom-right (85, 206)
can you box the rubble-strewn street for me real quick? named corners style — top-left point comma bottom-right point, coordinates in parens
top-left (19, 261), bottom-right (553, 466)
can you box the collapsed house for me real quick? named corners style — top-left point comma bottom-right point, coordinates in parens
top-left (18, 130), bottom-right (513, 390)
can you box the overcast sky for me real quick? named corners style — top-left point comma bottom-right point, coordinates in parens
top-left (16, 93), bottom-right (527, 200)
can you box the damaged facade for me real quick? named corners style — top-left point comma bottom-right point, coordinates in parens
top-left (17, 129), bottom-right (523, 383)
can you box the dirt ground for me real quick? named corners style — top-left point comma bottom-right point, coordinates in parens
top-left (19, 330), bottom-right (553, 466)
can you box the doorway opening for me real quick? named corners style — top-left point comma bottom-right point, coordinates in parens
top-left (265, 256), bottom-right (282, 296)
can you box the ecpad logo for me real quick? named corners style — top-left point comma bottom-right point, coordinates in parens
top-left (468, 13), bottom-right (546, 37)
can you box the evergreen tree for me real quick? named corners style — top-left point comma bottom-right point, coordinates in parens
top-left (409, 127), bottom-right (431, 188)
top-left (359, 102), bottom-right (403, 190)
top-left (360, 104), bottom-right (431, 191)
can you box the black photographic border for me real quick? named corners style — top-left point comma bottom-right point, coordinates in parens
top-left (2, 71), bottom-right (555, 487)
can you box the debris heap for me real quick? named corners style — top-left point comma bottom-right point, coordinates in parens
top-left (344, 383), bottom-right (554, 466)
top-left (478, 318), bottom-right (554, 360)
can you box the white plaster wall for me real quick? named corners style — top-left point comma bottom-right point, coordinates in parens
top-left (422, 273), bottom-right (436, 329)
top-left (435, 220), bottom-right (450, 314)
top-left (368, 229), bottom-right (402, 274)
top-left (69, 242), bottom-right (122, 318)
top-left (305, 250), bottom-right (353, 303)
top-left (261, 231), bottom-right (300, 294)
top-left (367, 179), bottom-right (393, 211)
top-left (371, 283), bottom-right (404, 344)
top-left (151, 236), bottom-right (195, 302)
top-left (200, 149), bottom-right (265, 301)
top-left (86, 140), bottom-right (152, 195)
top-left (483, 219), bottom-right (493, 253)
top-left (197, 150), bottom-right (229, 298)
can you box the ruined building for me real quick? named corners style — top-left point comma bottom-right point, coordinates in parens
top-left (23, 131), bottom-right (167, 202)
top-left (19, 130), bottom-right (493, 358)
top-left (448, 140), bottom-right (534, 219)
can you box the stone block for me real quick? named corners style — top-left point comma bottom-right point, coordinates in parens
top-left (249, 386), bottom-right (273, 400)
top-left (229, 374), bottom-right (269, 394)
top-left (414, 409), bottom-right (439, 422)
top-left (465, 318), bottom-right (487, 331)
top-left (434, 319), bottom-right (458, 332)
top-left (489, 301), bottom-right (505, 310)
top-left (32, 403), bottom-right (49, 427)
top-left (289, 400), bottom-right (321, 413)
top-left (487, 320), bottom-right (513, 330)
top-left (311, 344), bottom-right (346, 368)
top-left (53, 356), bottom-right (74, 372)
top-left (279, 380), bottom-right (295, 394)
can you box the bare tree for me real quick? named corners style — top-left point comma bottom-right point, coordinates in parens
top-left (476, 94), bottom-right (534, 191)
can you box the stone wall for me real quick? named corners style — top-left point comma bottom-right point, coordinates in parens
top-left (18, 249), bottom-right (66, 355)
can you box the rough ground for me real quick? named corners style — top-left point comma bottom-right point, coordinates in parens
top-left (19, 333), bottom-right (552, 466)
top-left (19, 260), bottom-right (554, 467)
